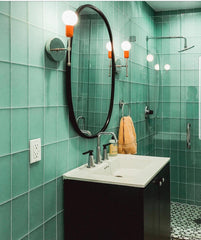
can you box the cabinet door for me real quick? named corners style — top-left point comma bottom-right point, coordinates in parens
top-left (144, 177), bottom-right (160, 240)
top-left (159, 164), bottom-right (170, 240)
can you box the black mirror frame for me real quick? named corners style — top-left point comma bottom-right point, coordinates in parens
top-left (66, 4), bottom-right (115, 138)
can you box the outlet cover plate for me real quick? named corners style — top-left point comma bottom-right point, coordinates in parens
top-left (30, 138), bottom-right (41, 164)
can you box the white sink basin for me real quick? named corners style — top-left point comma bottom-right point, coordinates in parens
top-left (63, 154), bottom-right (170, 188)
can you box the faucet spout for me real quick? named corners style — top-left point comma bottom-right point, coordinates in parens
top-left (96, 132), bottom-right (117, 164)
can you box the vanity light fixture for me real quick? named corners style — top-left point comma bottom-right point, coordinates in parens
top-left (146, 54), bottom-right (154, 62)
top-left (164, 64), bottom-right (171, 71)
top-left (121, 41), bottom-right (131, 77)
top-left (106, 41), bottom-right (112, 76)
top-left (45, 10), bottom-right (78, 65)
top-left (154, 64), bottom-right (160, 71)
top-left (62, 10), bottom-right (78, 37)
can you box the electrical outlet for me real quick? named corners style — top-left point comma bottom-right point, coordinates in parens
top-left (30, 138), bottom-right (41, 164)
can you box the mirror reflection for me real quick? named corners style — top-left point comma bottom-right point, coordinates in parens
top-left (71, 7), bottom-right (112, 136)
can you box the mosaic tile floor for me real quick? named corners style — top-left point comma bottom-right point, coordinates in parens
top-left (171, 202), bottom-right (201, 240)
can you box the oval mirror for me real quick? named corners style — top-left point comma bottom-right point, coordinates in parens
top-left (66, 4), bottom-right (115, 138)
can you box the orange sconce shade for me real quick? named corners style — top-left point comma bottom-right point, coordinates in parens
top-left (124, 51), bottom-right (129, 58)
top-left (66, 25), bottom-right (74, 37)
top-left (108, 51), bottom-right (112, 59)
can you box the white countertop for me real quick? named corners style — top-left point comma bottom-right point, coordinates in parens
top-left (63, 154), bottom-right (170, 188)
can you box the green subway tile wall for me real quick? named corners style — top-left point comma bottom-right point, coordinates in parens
top-left (0, 1), bottom-right (155, 239)
top-left (154, 10), bottom-right (201, 205)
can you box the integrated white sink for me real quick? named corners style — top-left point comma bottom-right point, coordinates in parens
top-left (63, 154), bottom-right (170, 188)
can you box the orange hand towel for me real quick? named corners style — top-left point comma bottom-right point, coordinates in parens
top-left (118, 116), bottom-right (137, 154)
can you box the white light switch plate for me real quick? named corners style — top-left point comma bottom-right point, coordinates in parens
top-left (30, 138), bottom-right (41, 164)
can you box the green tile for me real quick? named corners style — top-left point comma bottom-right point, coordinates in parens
top-left (57, 140), bottom-right (68, 177)
top-left (57, 212), bottom-right (64, 240)
top-left (195, 169), bottom-right (201, 185)
top-left (0, 156), bottom-right (11, 204)
top-left (187, 184), bottom-right (195, 201)
top-left (29, 25), bottom-right (44, 67)
top-left (0, 201), bottom-right (11, 240)
top-left (11, 64), bottom-right (28, 107)
top-left (44, 144), bottom-right (57, 182)
top-left (45, 69), bottom-right (57, 106)
top-left (28, 2), bottom-right (43, 27)
top-left (44, 180), bottom-right (56, 221)
top-left (69, 137), bottom-right (79, 170)
top-left (195, 185), bottom-right (201, 202)
top-left (29, 186), bottom-right (43, 231)
top-left (44, 107), bottom-right (57, 144)
top-left (179, 183), bottom-right (186, 200)
top-left (57, 71), bottom-right (66, 106)
top-left (29, 67), bottom-right (44, 107)
top-left (179, 167), bottom-right (186, 183)
top-left (0, 2), bottom-right (10, 15)
top-left (11, 108), bottom-right (28, 153)
top-left (57, 177), bottom-right (64, 212)
top-left (0, 109), bottom-right (11, 156)
top-left (0, 62), bottom-right (10, 108)
top-left (11, 19), bottom-right (28, 64)
top-left (30, 226), bottom-right (43, 240)
top-left (44, 2), bottom-right (57, 32)
top-left (29, 108), bottom-right (44, 144)
top-left (170, 166), bottom-right (179, 182)
top-left (12, 151), bottom-right (28, 197)
top-left (171, 182), bottom-right (179, 199)
top-left (30, 147), bottom-right (44, 189)
top-left (11, 2), bottom-right (27, 21)
top-left (0, 14), bottom-right (10, 61)
top-left (57, 107), bottom-right (69, 141)
top-left (44, 217), bottom-right (56, 240)
top-left (12, 194), bottom-right (28, 240)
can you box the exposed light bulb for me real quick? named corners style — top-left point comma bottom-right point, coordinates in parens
top-left (154, 64), bottom-right (160, 71)
top-left (164, 64), bottom-right (170, 71)
top-left (121, 41), bottom-right (131, 51)
top-left (146, 54), bottom-right (154, 62)
top-left (106, 42), bottom-right (112, 51)
top-left (62, 10), bottom-right (78, 26)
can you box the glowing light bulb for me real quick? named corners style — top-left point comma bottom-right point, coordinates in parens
top-left (154, 64), bottom-right (160, 71)
top-left (121, 41), bottom-right (131, 51)
top-left (62, 10), bottom-right (78, 26)
top-left (106, 42), bottom-right (112, 51)
top-left (146, 54), bottom-right (154, 62)
top-left (164, 64), bottom-right (170, 71)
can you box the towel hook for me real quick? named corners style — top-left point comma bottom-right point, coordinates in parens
top-left (119, 100), bottom-right (131, 117)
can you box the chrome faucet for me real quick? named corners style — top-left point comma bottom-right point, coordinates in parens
top-left (96, 132), bottom-right (117, 164)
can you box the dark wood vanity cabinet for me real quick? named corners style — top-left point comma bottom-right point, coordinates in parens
top-left (64, 163), bottom-right (170, 240)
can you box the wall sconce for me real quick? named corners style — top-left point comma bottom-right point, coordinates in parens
top-left (106, 41), bottom-right (112, 76)
top-left (45, 10), bottom-right (78, 65)
top-left (118, 41), bottom-right (131, 77)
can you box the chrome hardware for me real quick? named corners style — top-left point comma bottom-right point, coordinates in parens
top-left (102, 143), bottom-right (111, 161)
top-left (187, 123), bottom-right (191, 149)
top-left (145, 106), bottom-right (154, 119)
top-left (162, 178), bottom-right (165, 183)
top-left (96, 132), bottom-right (117, 164)
top-left (159, 181), bottom-right (162, 187)
top-left (119, 100), bottom-right (131, 117)
top-left (82, 150), bottom-right (95, 168)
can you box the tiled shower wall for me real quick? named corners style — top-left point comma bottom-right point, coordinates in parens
top-left (0, 1), bottom-right (155, 240)
top-left (154, 9), bottom-right (201, 204)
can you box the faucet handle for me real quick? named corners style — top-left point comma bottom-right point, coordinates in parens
top-left (102, 143), bottom-right (111, 160)
top-left (82, 150), bottom-right (95, 168)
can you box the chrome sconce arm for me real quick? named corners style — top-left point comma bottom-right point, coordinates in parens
top-left (45, 38), bottom-right (72, 66)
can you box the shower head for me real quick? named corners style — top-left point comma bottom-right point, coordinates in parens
top-left (178, 45), bottom-right (195, 53)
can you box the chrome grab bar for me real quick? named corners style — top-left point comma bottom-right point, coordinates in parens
top-left (187, 123), bottom-right (191, 149)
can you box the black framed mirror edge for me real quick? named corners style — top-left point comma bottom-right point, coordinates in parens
top-left (66, 4), bottom-right (115, 139)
